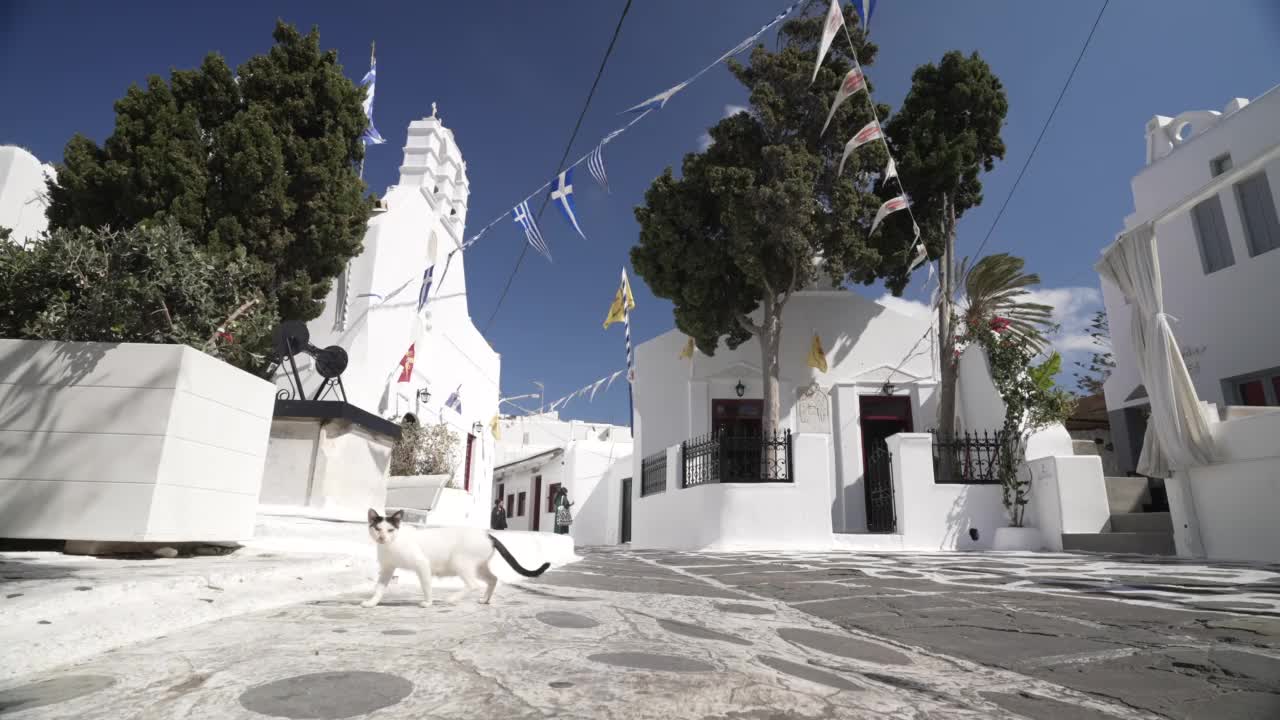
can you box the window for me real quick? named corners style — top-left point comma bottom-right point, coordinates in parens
top-left (517, 492), bottom-right (527, 516)
top-left (1226, 368), bottom-right (1280, 406)
top-left (546, 482), bottom-right (561, 510)
top-left (496, 483), bottom-right (505, 508)
top-left (1210, 153), bottom-right (1233, 177)
top-left (1235, 172), bottom-right (1280, 257)
top-left (506, 494), bottom-right (515, 518)
top-left (1238, 380), bottom-right (1267, 406)
top-left (1190, 194), bottom-right (1235, 273)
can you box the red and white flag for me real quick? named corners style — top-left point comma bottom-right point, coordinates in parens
top-left (810, 0), bottom-right (846, 84)
top-left (871, 195), bottom-right (910, 236)
top-left (396, 344), bottom-right (415, 383)
top-left (907, 240), bottom-right (927, 272)
top-left (884, 157), bottom-right (898, 181)
top-left (838, 121), bottom-right (882, 176)
top-left (820, 67), bottom-right (866, 136)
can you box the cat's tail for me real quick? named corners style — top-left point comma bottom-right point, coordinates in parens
top-left (488, 535), bottom-right (551, 577)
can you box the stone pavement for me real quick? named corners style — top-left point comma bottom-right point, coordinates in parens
top-left (1, 547), bottom-right (1277, 719)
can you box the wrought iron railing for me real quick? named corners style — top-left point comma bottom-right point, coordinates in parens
top-left (640, 450), bottom-right (667, 497)
top-left (681, 429), bottom-right (793, 487)
top-left (931, 429), bottom-right (1006, 484)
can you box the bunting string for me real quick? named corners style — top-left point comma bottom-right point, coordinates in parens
top-left (536, 369), bottom-right (627, 416)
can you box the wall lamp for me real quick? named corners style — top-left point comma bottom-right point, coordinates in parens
top-left (735, 380), bottom-right (746, 398)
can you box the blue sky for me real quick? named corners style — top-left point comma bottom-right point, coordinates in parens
top-left (2, 1), bottom-right (1278, 424)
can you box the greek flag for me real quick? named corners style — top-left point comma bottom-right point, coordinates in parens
top-left (587, 144), bottom-right (609, 192)
top-left (445, 384), bottom-right (463, 414)
top-left (417, 265), bottom-right (434, 311)
top-left (512, 201), bottom-right (551, 260)
top-left (361, 59), bottom-right (385, 146)
top-left (550, 169), bottom-right (587, 240)
top-left (855, 0), bottom-right (878, 31)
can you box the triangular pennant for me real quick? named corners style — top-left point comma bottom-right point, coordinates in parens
top-left (807, 333), bottom-right (829, 373)
top-left (883, 157), bottom-right (898, 181)
top-left (603, 268), bottom-right (636, 329)
top-left (810, 0), bottom-right (846, 84)
top-left (838, 121), bottom-right (882, 176)
top-left (679, 336), bottom-right (695, 359)
top-left (870, 195), bottom-right (910, 236)
top-left (820, 68), bottom-right (866, 136)
top-left (549, 168), bottom-right (587, 240)
top-left (624, 81), bottom-right (688, 114)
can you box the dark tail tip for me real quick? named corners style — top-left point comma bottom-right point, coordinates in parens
top-left (533, 562), bottom-right (551, 577)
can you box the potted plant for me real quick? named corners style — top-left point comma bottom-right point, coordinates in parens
top-left (386, 419), bottom-right (464, 519)
top-left (971, 319), bottom-right (1076, 551)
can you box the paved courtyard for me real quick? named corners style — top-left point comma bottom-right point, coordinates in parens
top-left (1, 547), bottom-right (1277, 719)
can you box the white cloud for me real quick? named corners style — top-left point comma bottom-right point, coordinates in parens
top-left (1021, 286), bottom-right (1103, 355)
top-left (697, 105), bottom-right (751, 151)
top-left (875, 294), bottom-right (931, 319)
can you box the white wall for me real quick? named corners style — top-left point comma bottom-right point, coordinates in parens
top-left (1026, 455), bottom-right (1110, 552)
top-left (274, 115), bottom-right (500, 521)
top-left (1174, 410), bottom-right (1280, 563)
top-left (0, 146), bottom-right (53, 245)
top-left (0, 340), bottom-right (274, 542)
top-left (1103, 89), bottom-right (1280, 423)
top-left (494, 454), bottom-right (565, 532)
top-left (886, 433), bottom-right (1006, 551)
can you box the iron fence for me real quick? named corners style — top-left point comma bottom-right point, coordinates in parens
top-left (682, 429), bottom-right (793, 487)
top-left (931, 429), bottom-right (1005, 484)
top-left (640, 450), bottom-right (667, 497)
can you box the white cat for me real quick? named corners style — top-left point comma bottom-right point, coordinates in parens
top-left (362, 509), bottom-right (550, 608)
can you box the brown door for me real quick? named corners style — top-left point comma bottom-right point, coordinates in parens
top-left (463, 434), bottom-right (475, 492)
top-left (531, 475), bottom-right (542, 531)
top-left (858, 396), bottom-right (912, 533)
top-left (712, 399), bottom-right (764, 482)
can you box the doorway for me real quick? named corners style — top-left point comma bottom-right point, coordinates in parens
top-left (858, 396), bottom-right (912, 533)
top-left (619, 477), bottom-right (632, 543)
top-left (713, 399), bottom-right (764, 483)
top-left (531, 475), bottom-right (543, 532)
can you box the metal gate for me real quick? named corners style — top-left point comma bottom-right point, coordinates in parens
top-left (619, 477), bottom-right (632, 543)
top-left (864, 444), bottom-right (896, 533)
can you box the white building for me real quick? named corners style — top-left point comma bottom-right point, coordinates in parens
top-left (0, 146), bottom-right (54, 245)
top-left (1101, 88), bottom-right (1280, 473)
top-left (492, 414), bottom-right (632, 546)
top-left (263, 111), bottom-right (501, 523)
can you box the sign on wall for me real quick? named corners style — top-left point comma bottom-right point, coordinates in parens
top-left (796, 383), bottom-right (832, 435)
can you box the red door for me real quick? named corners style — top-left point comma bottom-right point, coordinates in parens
top-left (531, 475), bottom-right (542, 531)
top-left (463, 434), bottom-right (475, 492)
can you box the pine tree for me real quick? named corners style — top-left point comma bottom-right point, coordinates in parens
top-left (45, 21), bottom-right (371, 362)
top-left (1073, 310), bottom-right (1114, 396)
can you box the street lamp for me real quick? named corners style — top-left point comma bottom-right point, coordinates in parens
top-left (735, 380), bottom-right (746, 398)
top-left (471, 421), bottom-right (483, 435)
top-left (416, 387), bottom-right (431, 404)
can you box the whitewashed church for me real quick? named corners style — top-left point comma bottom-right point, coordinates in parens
top-left (262, 111), bottom-right (500, 523)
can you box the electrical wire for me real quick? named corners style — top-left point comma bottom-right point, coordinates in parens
top-left (970, 0), bottom-right (1110, 261)
top-left (482, 0), bottom-right (635, 333)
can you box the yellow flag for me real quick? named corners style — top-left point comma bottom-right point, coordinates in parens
top-left (807, 333), bottom-right (828, 373)
top-left (489, 415), bottom-right (501, 440)
top-left (679, 336), bottom-right (695, 359)
top-left (603, 268), bottom-right (636, 329)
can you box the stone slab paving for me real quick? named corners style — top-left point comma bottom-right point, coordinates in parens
top-left (1, 547), bottom-right (1277, 719)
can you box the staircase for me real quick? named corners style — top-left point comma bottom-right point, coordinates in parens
top-left (1061, 475), bottom-right (1175, 556)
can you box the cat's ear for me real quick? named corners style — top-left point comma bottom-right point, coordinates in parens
top-left (368, 508), bottom-right (381, 525)
top-left (388, 510), bottom-right (405, 528)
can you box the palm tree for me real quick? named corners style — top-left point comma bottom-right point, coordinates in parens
top-left (956, 253), bottom-right (1055, 350)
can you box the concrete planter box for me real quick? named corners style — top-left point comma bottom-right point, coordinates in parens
top-left (992, 526), bottom-right (1043, 551)
top-left (0, 339), bottom-right (275, 543)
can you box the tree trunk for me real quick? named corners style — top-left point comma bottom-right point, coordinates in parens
top-left (760, 298), bottom-right (782, 439)
top-left (937, 194), bottom-right (959, 483)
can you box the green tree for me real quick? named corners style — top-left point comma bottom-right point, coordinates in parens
top-left (631, 5), bottom-right (896, 436)
top-left (1072, 309), bottom-right (1114, 396)
top-left (0, 223), bottom-right (275, 369)
top-left (45, 21), bottom-right (370, 344)
top-left (0, 227), bottom-right (11, 243)
top-left (881, 50), bottom-right (1009, 461)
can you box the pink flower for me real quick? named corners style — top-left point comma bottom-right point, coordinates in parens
top-left (990, 316), bottom-right (1011, 333)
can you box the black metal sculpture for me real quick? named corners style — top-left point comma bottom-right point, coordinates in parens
top-left (270, 321), bottom-right (349, 402)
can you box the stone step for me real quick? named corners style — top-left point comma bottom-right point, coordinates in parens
top-left (1109, 511), bottom-right (1173, 533)
top-left (1062, 531), bottom-right (1176, 556)
top-left (1104, 476), bottom-right (1150, 514)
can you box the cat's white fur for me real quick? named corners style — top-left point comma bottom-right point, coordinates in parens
top-left (364, 509), bottom-right (537, 608)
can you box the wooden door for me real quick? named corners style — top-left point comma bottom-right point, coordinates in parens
top-left (531, 475), bottom-right (542, 531)
top-left (463, 434), bottom-right (475, 492)
top-left (619, 477), bottom-right (632, 544)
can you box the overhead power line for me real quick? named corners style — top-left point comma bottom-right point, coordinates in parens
top-left (483, 0), bottom-right (635, 333)
top-left (970, 0), bottom-right (1110, 261)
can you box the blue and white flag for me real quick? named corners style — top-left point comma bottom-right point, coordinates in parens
top-left (513, 201), bottom-right (551, 261)
top-left (587, 144), bottom-right (609, 192)
top-left (445, 384), bottom-right (463, 414)
top-left (854, 0), bottom-right (878, 31)
top-left (624, 80), bottom-right (688, 114)
top-left (361, 59), bottom-right (386, 146)
top-left (417, 265), bottom-right (434, 311)
top-left (549, 169), bottom-right (587, 240)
